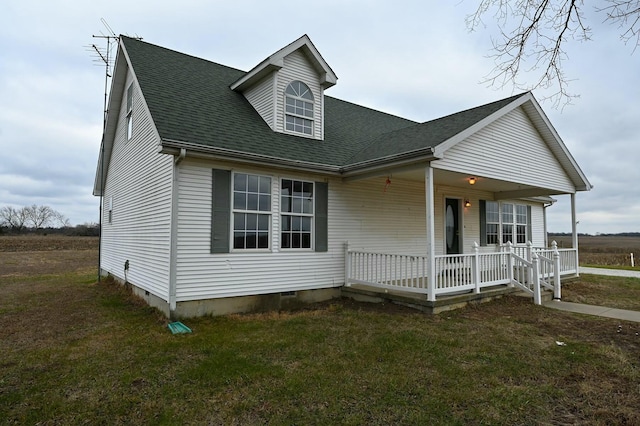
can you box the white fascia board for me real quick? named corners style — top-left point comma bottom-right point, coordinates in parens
top-left (160, 139), bottom-right (342, 175)
top-left (230, 34), bottom-right (337, 92)
top-left (93, 43), bottom-right (128, 196)
top-left (432, 93), bottom-right (532, 158)
top-left (521, 99), bottom-right (593, 192)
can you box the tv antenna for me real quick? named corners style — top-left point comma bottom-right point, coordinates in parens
top-left (86, 18), bottom-right (118, 284)
top-left (86, 18), bottom-right (119, 127)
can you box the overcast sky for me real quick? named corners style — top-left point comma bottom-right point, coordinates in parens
top-left (1, 1), bottom-right (638, 234)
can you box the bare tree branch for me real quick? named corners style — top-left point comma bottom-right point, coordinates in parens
top-left (467, 0), bottom-right (639, 106)
top-left (598, 0), bottom-right (640, 51)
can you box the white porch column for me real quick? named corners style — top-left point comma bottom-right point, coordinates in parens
top-left (425, 164), bottom-right (436, 302)
top-left (571, 193), bottom-right (579, 274)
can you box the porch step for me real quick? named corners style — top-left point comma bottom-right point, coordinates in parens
top-left (341, 284), bottom-right (521, 314)
top-left (513, 288), bottom-right (555, 303)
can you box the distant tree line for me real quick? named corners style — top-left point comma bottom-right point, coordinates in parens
top-left (0, 205), bottom-right (99, 236)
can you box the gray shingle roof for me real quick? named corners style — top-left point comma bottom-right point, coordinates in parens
top-left (121, 36), bottom-right (526, 169)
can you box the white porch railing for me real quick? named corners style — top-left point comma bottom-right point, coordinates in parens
top-left (345, 241), bottom-right (574, 305)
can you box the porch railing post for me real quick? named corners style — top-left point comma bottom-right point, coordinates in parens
top-left (472, 242), bottom-right (481, 294)
top-left (344, 241), bottom-right (351, 287)
top-left (553, 242), bottom-right (561, 300)
top-left (526, 241), bottom-right (533, 284)
top-left (424, 165), bottom-right (436, 302)
top-left (506, 241), bottom-right (514, 287)
top-left (532, 252), bottom-right (542, 305)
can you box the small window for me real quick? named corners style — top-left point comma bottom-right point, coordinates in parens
top-left (515, 204), bottom-right (528, 244)
top-left (126, 84), bottom-right (133, 140)
top-left (485, 201), bottom-right (499, 245)
top-left (284, 81), bottom-right (314, 136)
top-left (501, 203), bottom-right (514, 244)
top-left (281, 179), bottom-right (314, 249)
top-left (232, 173), bottom-right (271, 250)
top-left (108, 196), bottom-right (113, 224)
top-left (482, 201), bottom-right (530, 245)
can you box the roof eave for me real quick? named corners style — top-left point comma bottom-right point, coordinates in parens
top-left (160, 138), bottom-right (342, 175)
top-left (230, 34), bottom-right (337, 92)
top-left (340, 147), bottom-right (440, 177)
top-left (93, 39), bottom-right (129, 196)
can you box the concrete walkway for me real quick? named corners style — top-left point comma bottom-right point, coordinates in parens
top-left (542, 267), bottom-right (640, 322)
top-left (579, 266), bottom-right (640, 279)
top-left (543, 300), bottom-right (640, 323)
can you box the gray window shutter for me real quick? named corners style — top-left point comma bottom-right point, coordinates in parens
top-left (527, 205), bottom-right (533, 243)
top-left (315, 181), bottom-right (328, 252)
top-left (211, 169), bottom-right (231, 253)
top-left (479, 200), bottom-right (487, 246)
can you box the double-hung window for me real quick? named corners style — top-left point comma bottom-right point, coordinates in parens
top-left (501, 203), bottom-right (514, 244)
top-left (232, 173), bottom-right (271, 250)
top-left (280, 179), bottom-right (314, 249)
top-left (211, 169), bottom-right (328, 254)
top-left (284, 81), bottom-right (314, 136)
top-left (485, 201), bottom-right (499, 245)
top-left (125, 83), bottom-right (133, 140)
top-left (482, 201), bottom-right (530, 245)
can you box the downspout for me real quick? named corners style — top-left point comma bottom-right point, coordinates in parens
top-left (168, 148), bottom-right (186, 318)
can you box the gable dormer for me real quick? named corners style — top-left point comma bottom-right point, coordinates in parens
top-left (230, 35), bottom-right (337, 141)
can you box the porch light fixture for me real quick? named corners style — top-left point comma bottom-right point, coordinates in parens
top-left (464, 199), bottom-right (471, 208)
top-left (468, 177), bottom-right (476, 185)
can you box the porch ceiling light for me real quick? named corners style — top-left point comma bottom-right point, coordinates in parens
top-left (464, 199), bottom-right (471, 208)
top-left (468, 177), bottom-right (476, 185)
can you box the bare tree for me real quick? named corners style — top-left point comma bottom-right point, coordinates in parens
top-left (24, 204), bottom-right (69, 229)
top-left (467, 0), bottom-right (640, 105)
top-left (0, 206), bottom-right (28, 232)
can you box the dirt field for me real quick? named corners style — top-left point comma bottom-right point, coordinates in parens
top-left (0, 235), bottom-right (98, 277)
top-left (550, 234), bottom-right (640, 267)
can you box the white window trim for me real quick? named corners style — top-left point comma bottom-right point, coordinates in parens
top-left (108, 196), bottom-right (113, 224)
top-left (284, 81), bottom-right (314, 137)
top-left (279, 178), bottom-right (315, 251)
top-left (230, 172), bottom-right (273, 252)
top-left (126, 83), bottom-right (133, 140)
top-left (485, 201), bottom-right (530, 246)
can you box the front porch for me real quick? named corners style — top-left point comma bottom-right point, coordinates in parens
top-left (344, 241), bottom-right (578, 311)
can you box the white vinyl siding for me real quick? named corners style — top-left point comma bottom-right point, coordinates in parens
top-left (174, 161), bottom-right (549, 302)
top-left (243, 75), bottom-right (275, 129)
top-left (176, 161), bottom-right (336, 301)
top-left (433, 106), bottom-right (575, 193)
top-left (276, 50), bottom-right (323, 139)
top-left (100, 70), bottom-right (173, 301)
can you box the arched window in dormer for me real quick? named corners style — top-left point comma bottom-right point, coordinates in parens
top-left (285, 81), bottom-right (314, 136)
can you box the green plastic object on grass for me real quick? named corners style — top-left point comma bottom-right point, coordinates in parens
top-left (167, 322), bottom-right (192, 334)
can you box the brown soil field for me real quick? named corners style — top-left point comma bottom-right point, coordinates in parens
top-left (0, 236), bottom-right (98, 277)
top-left (0, 235), bottom-right (98, 252)
top-left (550, 234), bottom-right (640, 267)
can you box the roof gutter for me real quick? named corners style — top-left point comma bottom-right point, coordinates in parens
top-left (160, 139), bottom-right (439, 179)
top-left (340, 147), bottom-right (440, 177)
top-left (161, 138), bottom-right (341, 175)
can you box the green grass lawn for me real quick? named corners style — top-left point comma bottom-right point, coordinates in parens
top-left (562, 274), bottom-right (640, 311)
top-left (1, 271), bottom-right (639, 425)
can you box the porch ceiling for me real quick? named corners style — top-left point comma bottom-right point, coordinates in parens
top-left (390, 167), bottom-right (567, 199)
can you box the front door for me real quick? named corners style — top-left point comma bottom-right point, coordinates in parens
top-left (445, 198), bottom-right (461, 255)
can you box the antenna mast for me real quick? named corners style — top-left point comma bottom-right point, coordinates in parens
top-left (87, 18), bottom-right (118, 283)
top-left (88, 18), bottom-right (118, 128)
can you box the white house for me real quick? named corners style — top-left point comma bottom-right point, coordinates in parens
top-left (93, 35), bottom-right (592, 318)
